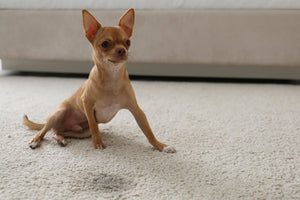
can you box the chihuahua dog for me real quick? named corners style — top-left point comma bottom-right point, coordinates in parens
top-left (23, 9), bottom-right (176, 153)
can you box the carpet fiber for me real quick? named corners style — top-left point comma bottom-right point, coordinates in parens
top-left (0, 73), bottom-right (299, 199)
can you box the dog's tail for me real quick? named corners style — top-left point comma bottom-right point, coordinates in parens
top-left (23, 115), bottom-right (45, 130)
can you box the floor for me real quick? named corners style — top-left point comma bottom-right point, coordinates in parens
top-left (0, 71), bottom-right (299, 199)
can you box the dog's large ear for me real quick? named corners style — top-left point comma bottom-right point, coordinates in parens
top-left (82, 10), bottom-right (102, 43)
top-left (119, 8), bottom-right (135, 38)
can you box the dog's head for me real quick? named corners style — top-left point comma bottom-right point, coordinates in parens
top-left (82, 9), bottom-right (135, 66)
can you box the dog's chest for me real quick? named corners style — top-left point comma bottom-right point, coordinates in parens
top-left (94, 101), bottom-right (121, 123)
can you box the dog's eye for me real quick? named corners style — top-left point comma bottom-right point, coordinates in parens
top-left (101, 41), bottom-right (110, 48)
top-left (126, 40), bottom-right (131, 47)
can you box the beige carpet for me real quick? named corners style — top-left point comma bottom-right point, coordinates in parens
top-left (0, 73), bottom-right (299, 199)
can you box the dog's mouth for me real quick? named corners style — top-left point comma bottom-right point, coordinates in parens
top-left (108, 58), bottom-right (127, 64)
top-left (108, 59), bottom-right (122, 64)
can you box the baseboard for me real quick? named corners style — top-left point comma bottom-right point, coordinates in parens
top-left (2, 59), bottom-right (300, 80)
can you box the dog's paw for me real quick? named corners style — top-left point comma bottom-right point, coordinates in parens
top-left (57, 138), bottom-right (67, 147)
top-left (53, 134), bottom-right (68, 147)
top-left (29, 140), bottom-right (40, 149)
top-left (93, 142), bottom-right (106, 150)
top-left (163, 146), bottom-right (176, 153)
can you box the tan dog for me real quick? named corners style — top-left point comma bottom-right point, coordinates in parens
top-left (23, 9), bottom-right (176, 153)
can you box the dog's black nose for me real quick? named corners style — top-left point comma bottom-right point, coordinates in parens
top-left (116, 48), bottom-right (126, 56)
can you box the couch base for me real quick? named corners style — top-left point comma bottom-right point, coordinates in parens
top-left (3, 60), bottom-right (300, 80)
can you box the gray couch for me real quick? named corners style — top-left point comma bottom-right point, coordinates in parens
top-left (1, 9), bottom-right (300, 79)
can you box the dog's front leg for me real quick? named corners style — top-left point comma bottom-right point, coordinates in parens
top-left (82, 95), bottom-right (105, 149)
top-left (128, 104), bottom-right (176, 153)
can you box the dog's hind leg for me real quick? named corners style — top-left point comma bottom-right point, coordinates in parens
top-left (29, 123), bottom-right (53, 149)
top-left (53, 130), bottom-right (68, 147)
top-left (53, 128), bottom-right (91, 147)
top-left (29, 107), bottom-right (66, 149)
